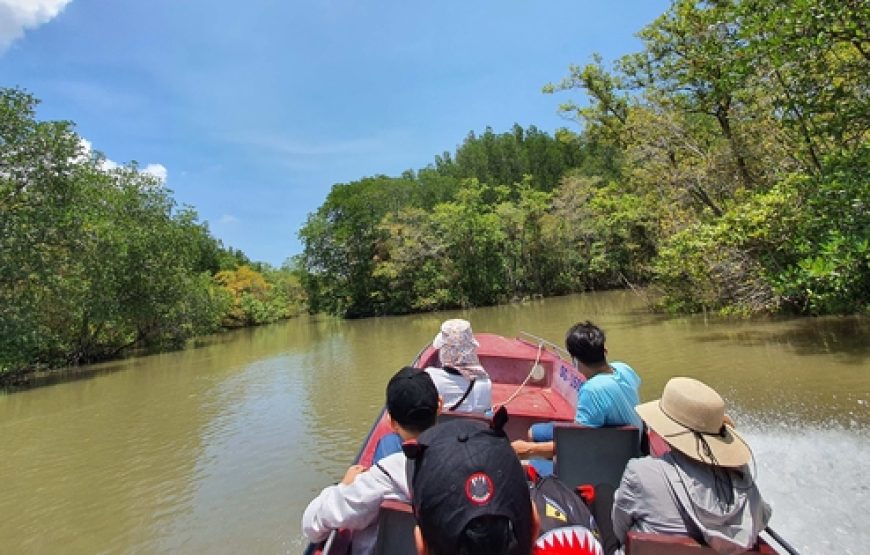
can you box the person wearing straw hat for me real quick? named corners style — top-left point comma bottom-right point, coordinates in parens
top-left (425, 318), bottom-right (492, 414)
top-left (611, 377), bottom-right (772, 555)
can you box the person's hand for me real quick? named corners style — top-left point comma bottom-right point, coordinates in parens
top-left (341, 464), bottom-right (366, 485)
top-left (512, 439), bottom-right (534, 459)
top-left (723, 414), bottom-right (735, 428)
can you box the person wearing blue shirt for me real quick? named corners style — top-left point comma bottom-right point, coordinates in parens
top-left (513, 321), bottom-right (641, 470)
top-left (575, 360), bottom-right (642, 429)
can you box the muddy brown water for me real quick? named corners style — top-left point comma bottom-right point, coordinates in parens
top-left (1, 291), bottom-right (867, 553)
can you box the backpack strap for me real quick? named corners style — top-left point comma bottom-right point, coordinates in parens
top-left (448, 377), bottom-right (476, 411)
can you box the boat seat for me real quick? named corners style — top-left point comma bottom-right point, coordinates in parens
top-left (554, 424), bottom-right (643, 555)
top-left (553, 424), bottom-right (642, 491)
top-left (625, 531), bottom-right (779, 554)
top-left (374, 500), bottom-right (417, 555)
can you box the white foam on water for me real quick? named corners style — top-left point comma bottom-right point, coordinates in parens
top-left (740, 422), bottom-right (869, 554)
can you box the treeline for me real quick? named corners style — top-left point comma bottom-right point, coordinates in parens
top-left (299, 126), bottom-right (652, 317)
top-left (0, 89), bottom-right (305, 376)
top-left (299, 0), bottom-right (868, 318)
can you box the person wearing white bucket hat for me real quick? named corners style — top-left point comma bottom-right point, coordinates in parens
top-left (371, 319), bottom-right (493, 464)
top-left (424, 318), bottom-right (492, 414)
top-left (612, 377), bottom-right (772, 554)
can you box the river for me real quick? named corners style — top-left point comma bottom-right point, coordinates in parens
top-left (1, 291), bottom-right (867, 554)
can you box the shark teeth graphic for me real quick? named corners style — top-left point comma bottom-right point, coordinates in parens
top-left (535, 525), bottom-right (603, 555)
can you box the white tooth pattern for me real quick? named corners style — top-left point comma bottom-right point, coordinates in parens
top-left (536, 525), bottom-right (603, 554)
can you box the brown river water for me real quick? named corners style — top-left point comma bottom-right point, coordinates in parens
top-left (1, 291), bottom-right (868, 554)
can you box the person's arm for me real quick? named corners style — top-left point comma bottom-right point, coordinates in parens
top-left (301, 463), bottom-right (393, 542)
top-left (611, 460), bottom-right (643, 546)
top-left (512, 439), bottom-right (555, 459)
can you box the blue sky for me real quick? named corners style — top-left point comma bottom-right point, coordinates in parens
top-left (1, 1), bottom-right (669, 266)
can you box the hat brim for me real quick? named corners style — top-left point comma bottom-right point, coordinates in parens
top-left (636, 400), bottom-right (751, 467)
top-left (432, 332), bottom-right (480, 350)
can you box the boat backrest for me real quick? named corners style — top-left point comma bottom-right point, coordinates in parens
top-left (374, 500), bottom-right (417, 555)
top-left (553, 424), bottom-right (641, 491)
top-left (625, 531), bottom-right (779, 554)
top-left (436, 411), bottom-right (491, 425)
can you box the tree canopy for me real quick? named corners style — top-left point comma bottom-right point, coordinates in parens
top-left (0, 88), bottom-right (303, 376)
top-left (299, 0), bottom-right (868, 318)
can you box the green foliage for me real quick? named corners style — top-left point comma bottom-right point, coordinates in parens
top-left (214, 264), bottom-right (304, 326)
top-left (299, 125), bottom-right (660, 317)
top-left (298, 0), bottom-right (867, 319)
top-left (544, 0), bottom-right (868, 317)
top-left (654, 148), bottom-right (869, 315)
top-left (0, 88), bottom-right (301, 375)
top-left (298, 175), bottom-right (426, 317)
top-left (434, 124), bottom-right (586, 191)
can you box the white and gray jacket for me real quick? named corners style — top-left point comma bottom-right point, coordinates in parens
top-left (302, 451), bottom-right (409, 555)
top-left (612, 451), bottom-right (772, 554)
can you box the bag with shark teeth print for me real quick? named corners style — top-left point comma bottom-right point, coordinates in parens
top-left (528, 470), bottom-right (604, 554)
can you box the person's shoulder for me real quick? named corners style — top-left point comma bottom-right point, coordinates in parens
top-left (365, 451), bottom-right (409, 497)
top-left (423, 367), bottom-right (448, 380)
top-left (610, 362), bottom-right (640, 382)
top-left (610, 361), bottom-right (636, 374)
top-left (624, 455), bottom-right (671, 480)
top-left (377, 451), bottom-right (407, 472)
top-left (617, 456), bottom-right (670, 497)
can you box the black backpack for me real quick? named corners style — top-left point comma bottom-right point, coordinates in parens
top-left (528, 470), bottom-right (601, 541)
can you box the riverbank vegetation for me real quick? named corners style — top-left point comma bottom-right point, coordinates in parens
top-left (0, 89), bottom-right (305, 378)
top-left (299, 0), bottom-right (868, 318)
top-left (3, 0), bottom-right (867, 377)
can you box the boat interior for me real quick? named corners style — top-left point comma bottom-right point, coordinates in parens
top-left (309, 333), bottom-right (782, 555)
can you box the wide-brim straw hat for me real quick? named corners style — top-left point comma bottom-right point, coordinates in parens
top-left (635, 377), bottom-right (752, 467)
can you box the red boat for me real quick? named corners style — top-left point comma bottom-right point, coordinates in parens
top-left (304, 332), bottom-right (789, 555)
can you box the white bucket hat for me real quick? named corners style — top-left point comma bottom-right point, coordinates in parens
top-left (432, 319), bottom-right (480, 367)
top-left (635, 377), bottom-right (752, 468)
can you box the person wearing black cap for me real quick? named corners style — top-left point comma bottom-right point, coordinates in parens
top-left (407, 414), bottom-right (605, 555)
top-left (406, 416), bottom-right (536, 554)
top-left (302, 367), bottom-right (440, 554)
top-left (402, 408), bottom-right (603, 555)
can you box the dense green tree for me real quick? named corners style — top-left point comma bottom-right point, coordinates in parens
top-left (434, 124), bottom-right (585, 192)
top-left (1, 88), bottom-right (297, 375)
top-left (298, 175), bottom-right (427, 317)
top-left (296, 1), bottom-right (866, 319)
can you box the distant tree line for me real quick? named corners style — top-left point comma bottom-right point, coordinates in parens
top-left (299, 0), bottom-right (868, 318)
top-left (0, 88), bottom-right (305, 376)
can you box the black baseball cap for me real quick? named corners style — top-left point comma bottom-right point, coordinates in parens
top-left (386, 367), bottom-right (439, 430)
top-left (405, 415), bottom-right (533, 554)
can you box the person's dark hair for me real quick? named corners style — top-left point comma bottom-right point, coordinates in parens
top-left (385, 367), bottom-right (438, 434)
top-left (565, 321), bottom-right (607, 366)
top-left (424, 515), bottom-right (523, 555)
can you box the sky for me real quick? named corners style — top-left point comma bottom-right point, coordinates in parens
top-left (0, 0), bottom-right (670, 266)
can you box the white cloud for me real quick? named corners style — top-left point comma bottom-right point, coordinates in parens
top-left (142, 163), bottom-right (167, 181)
top-left (77, 137), bottom-right (166, 182)
top-left (0, 0), bottom-right (74, 54)
top-left (219, 214), bottom-right (239, 225)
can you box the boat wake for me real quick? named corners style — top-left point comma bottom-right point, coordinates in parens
top-left (740, 421), bottom-right (869, 554)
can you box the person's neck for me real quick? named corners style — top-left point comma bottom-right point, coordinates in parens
top-left (583, 362), bottom-right (612, 378)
